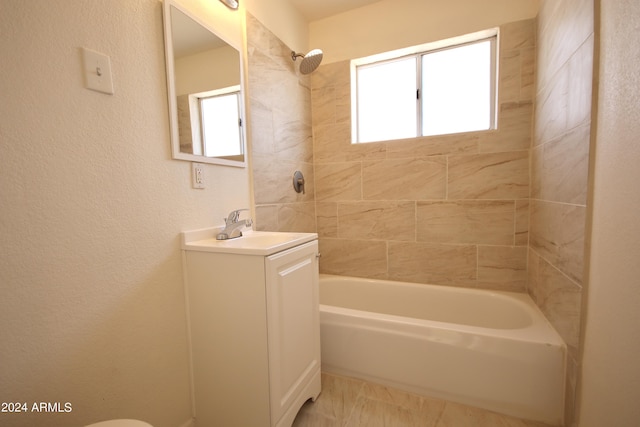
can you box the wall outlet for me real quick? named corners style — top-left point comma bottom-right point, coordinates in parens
top-left (192, 163), bottom-right (205, 189)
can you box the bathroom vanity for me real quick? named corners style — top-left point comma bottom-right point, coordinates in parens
top-left (181, 229), bottom-right (321, 427)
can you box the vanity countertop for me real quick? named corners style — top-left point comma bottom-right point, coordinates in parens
top-left (182, 228), bottom-right (318, 256)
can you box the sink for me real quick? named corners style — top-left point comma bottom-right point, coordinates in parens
top-left (182, 229), bottom-right (318, 256)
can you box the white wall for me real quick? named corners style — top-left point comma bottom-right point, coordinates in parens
top-left (0, 0), bottom-right (250, 426)
top-left (244, 0), bottom-right (309, 53)
top-left (578, 0), bottom-right (640, 425)
top-left (310, 0), bottom-right (540, 64)
top-left (175, 45), bottom-right (240, 95)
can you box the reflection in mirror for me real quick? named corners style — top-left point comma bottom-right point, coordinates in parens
top-left (163, 0), bottom-right (246, 167)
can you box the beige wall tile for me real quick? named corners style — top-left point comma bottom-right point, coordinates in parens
top-left (253, 156), bottom-right (314, 204)
top-left (534, 63), bottom-right (569, 146)
top-left (319, 238), bottom-right (388, 279)
top-left (273, 107), bottom-right (313, 162)
top-left (448, 151), bottom-right (529, 199)
top-left (515, 199), bottom-right (530, 246)
top-left (565, 354), bottom-right (579, 427)
top-left (338, 201), bottom-right (415, 241)
top-left (248, 98), bottom-right (275, 154)
top-left (536, 256), bottom-right (583, 358)
top-left (248, 15), bottom-right (315, 235)
top-left (316, 202), bottom-right (338, 237)
top-left (310, 60), bottom-right (350, 89)
top-left (477, 245), bottom-right (527, 291)
top-left (277, 202), bottom-right (316, 232)
top-left (520, 47), bottom-right (536, 100)
top-left (362, 157), bottom-right (446, 200)
top-left (334, 83), bottom-right (351, 124)
top-left (499, 50), bottom-right (522, 103)
top-left (247, 48), bottom-right (284, 105)
top-left (499, 19), bottom-right (536, 103)
top-left (537, 0), bottom-right (593, 89)
top-left (314, 162), bottom-right (362, 201)
top-left (530, 200), bottom-right (585, 284)
top-left (531, 6), bottom-right (593, 422)
top-left (388, 242), bottom-right (477, 287)
top-left (526, 248), bottom-right (540, 300)
top-left (313, 123), bottom-right (386, 163)
top-left (479, 102), bottom-right (532, 153)
top-left (311, 86), bottom-right (335, 126)
top-left (385, 133), bottom-right (479, 158)
top-left (252, 154), bottom-right (296, 204)
top-left (254, 204), bottom-right (279, 231)
top-left (313, 122), bottom-right (351, 162)
top-left (532, 123), bottom-right (590, 205)
top-left (500, 18), bottom-right (536, 51)
top-left (567, 34), bottom-right (594, 130)
top-left (417, 201), bottom-right (515, 245)
top-left (245, 13), bottom-right (274, 52)
top-left (530, 143), bottom-right (543, 199)
top-left (344, 144), bottom-right (388, 162)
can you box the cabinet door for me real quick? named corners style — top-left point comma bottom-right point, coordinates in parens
top-left (265, 241), bottom-right (320, 425)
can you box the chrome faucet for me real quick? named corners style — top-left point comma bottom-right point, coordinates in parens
top-left (216, 209), bottom-right (253, 240)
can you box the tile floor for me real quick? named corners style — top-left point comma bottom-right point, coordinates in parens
top-left (293, 372), bottom-right (556, 427)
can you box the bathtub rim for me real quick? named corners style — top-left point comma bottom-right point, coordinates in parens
top-left (319, 273), bottom-right (566, 347)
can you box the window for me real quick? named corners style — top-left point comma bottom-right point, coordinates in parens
top-left (352, 30), bottom-right (498, 143)
top-left (199, 91), bottom-right (242, 157)
top-left (187, 86), bottom-right (243, 158)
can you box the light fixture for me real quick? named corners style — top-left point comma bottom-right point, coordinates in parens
top-left (219, 0), bottom-right (239, 9)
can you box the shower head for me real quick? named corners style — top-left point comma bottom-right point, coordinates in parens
top-left (291, 49), bottom-right (323, 74)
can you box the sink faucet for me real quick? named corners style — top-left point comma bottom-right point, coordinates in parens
top-left (216, 209), bottom-right (253, 240)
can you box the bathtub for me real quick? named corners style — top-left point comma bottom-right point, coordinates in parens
top-left (319, 274), bottom-right (566, 425)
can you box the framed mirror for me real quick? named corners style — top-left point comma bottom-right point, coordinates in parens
top-left (162, 0), bottom-right (247, 167)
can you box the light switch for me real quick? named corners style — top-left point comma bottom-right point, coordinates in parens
top-left (82, 47), bottom-right (114, 95)
top-left (192, 162), bottom-right (205, 189)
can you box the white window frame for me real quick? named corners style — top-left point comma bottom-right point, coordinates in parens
top-left (351, 28), bottom-right (499, 144)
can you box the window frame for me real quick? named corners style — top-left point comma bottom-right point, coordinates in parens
top-left (351, 28), bottom-right (499, 144)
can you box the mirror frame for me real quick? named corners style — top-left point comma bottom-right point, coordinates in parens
top-left (162, 0), bottom-right (247, 168)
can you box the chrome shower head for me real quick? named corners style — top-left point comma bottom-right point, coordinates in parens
top-left (291, 49), bottom-right (323, 74)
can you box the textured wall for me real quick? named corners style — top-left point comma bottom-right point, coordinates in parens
top-left (0, 1), bottom-right (251, 426)
top-left (311, 19), bottom-right (535, 292)
top-left (579, 1), bottom-right (640, 425)
top-left (310, 0), bottom-right (539, 64)
top-left (530, 0), bottom-right (594, 424)
top-left (247, 13), bottom-right (317, 233)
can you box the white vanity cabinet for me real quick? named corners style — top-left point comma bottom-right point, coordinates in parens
top-left (181, 231), bottom-right (321, 427)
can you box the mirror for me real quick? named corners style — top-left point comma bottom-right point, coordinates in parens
top-left (163, 0), bottom-right (246, 167)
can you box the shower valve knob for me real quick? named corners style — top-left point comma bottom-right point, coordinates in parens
top-left (293, 170), bottom-right (305, 194)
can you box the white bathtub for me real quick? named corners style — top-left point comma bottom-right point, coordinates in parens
top-left (319, 274), bottom-right (566, 425)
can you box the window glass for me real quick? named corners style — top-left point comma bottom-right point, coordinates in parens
top-left (200, 92), bottom-right (242, 157)
top-left (356, 57), bottom-right (417, 143)
top-left (421, 40), bottom-right (492, 136)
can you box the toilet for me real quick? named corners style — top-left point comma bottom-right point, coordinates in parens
top-left (86, 420), bottom-right (153, 427)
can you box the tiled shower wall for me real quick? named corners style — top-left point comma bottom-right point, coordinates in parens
top-left (530, 0), bottom-right (594, 424)
top-left (310, 19), bottom-right (536, 291)
top-left (247, 13), bottom-right (317, 232)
